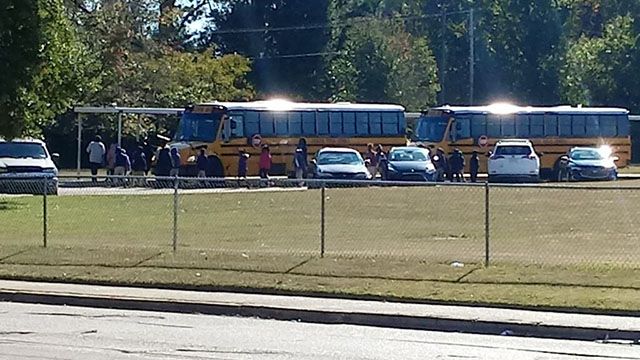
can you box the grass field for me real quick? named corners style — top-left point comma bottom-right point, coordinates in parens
top-left (2, 183), bottom-right (640, 310)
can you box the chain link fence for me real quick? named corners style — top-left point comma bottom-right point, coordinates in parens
top-left (1, 175), bottom-right (639, 270)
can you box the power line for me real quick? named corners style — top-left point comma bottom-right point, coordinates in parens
top-left (209, 9), bottom-right (482, 36)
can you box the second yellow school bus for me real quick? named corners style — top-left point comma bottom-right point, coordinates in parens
top-left (170, 100), bottom-right (408, 177)
top-left (412, 104), bottom-right (631, 179)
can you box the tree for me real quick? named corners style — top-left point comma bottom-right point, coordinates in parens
top-left (0, 0), bottom-right (41, 138)
top-left (200, 0), bottom-right (330, 99)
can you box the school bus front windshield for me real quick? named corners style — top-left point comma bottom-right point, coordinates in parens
top-left (413, 115), bottom-right (448, 143)
top-left (174, 110), bottom-right (224, 143)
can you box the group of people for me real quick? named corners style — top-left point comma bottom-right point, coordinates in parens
top-left (432, 147), bottom-right (480, 183)
top-left (86, 135), bottom-right (181, 182)
top-left (235, 138), bottom-right (308, 185)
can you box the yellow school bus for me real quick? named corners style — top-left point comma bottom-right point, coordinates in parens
top-left (170, 100), bottom-right (408, 177)
top-left (412, 104), bottom-right (631, 178)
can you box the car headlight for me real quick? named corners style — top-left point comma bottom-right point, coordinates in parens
top-left (0, 167), bottom-right (6, 174)
top-left (387, 164), bottom-right (397, 172)
top-left (354, 172), bottom-right (368, 179)
top-left (43, 168), bottom-right (58, 176)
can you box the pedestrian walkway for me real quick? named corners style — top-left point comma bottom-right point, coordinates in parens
top-left (1, 280), bottom-right (639, 342)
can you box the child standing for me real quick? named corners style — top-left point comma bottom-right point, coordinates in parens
top-left (259, 145), bottom-right (272, 181)
top-left (470, 150), bottom-right (480, 183)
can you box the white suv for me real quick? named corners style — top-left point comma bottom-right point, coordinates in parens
top-left (0, 139), bottom-right (59, 194)
top-left (488, 139), bottom-right (540, 183)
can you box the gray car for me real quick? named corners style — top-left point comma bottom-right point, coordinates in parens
top-left (558, 147), bottom-right (618, 181)
top-left (0, 139), bottom-right (59, 194)
top-left (312, 148), bottom-right (372, 180)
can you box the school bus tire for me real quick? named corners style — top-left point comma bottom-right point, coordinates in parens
top-left (206, 156), bottom-right (224, 178)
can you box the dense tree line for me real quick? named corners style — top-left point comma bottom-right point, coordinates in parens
top-left (2, 0), bottom-right (640, 143)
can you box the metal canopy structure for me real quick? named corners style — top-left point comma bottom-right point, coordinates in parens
top-left (73, 106), bottom-right (184, 175)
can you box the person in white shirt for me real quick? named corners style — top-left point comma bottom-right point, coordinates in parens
top-left (86, 135), bottom-right (106, 183)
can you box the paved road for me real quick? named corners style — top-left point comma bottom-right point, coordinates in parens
top-left (1, 302), bottom-right (639, 360)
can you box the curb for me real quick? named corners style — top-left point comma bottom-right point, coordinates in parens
top-left (1, 289), bottom-right (639, 342)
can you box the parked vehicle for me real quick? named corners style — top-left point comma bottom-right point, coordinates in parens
top-left (557, 147), bottom-right (618, 181)
top-left (0, 139), bottom-right (59, 195)
top-left (311, 148), bottom-right (371, 180)
top-left (385, 146), bottom-right (436, 182)
top-left (488, 139), bottom-right (540, 183)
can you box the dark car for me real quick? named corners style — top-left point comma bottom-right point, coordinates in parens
top-left (385, 147), bottom-right (436, 182)
top-left (558, 146), bottom-right (618, 181)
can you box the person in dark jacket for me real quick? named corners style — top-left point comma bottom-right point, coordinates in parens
top-left (155, 147), bottom-right (171, 177)
top-left (470, 150), bottom-right (480, 183)
top-left (170, 148), bottom-right (181, 176)
top-left (376, 144), bottom-right (387, 180)
top-left (142, 140), bottom-right (155, 175)
top-left (433, 147), bottom-right (449, 182)
top-left (114, 147), bottom-right (131, 176)
top-left (238, 148), bottom-right (249, 183)
top-left (196, 149), bottom-right (208, 178)
top-left (130, 146), bottom-right (147, 186)
top-left (449, 148), bottom-right (465, 182)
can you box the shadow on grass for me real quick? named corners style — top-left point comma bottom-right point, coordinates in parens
top-left (0, 200), bottom-right (23, 211)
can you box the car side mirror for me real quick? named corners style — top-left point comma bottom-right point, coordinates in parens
top-left (311, 159), bottom-right (317, 165)
top-left (51, 153), bottom-right (60, 159)
top-left (487, 151), bottom-right (493, 157)
top-left (364, 159), bottom-right (371, 166)
top-left (537, 152), bottom-right (544, 157)
top-left (560, 155), bottom-right (569, 161)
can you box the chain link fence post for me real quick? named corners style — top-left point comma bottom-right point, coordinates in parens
top-left (484, 181), bottom-right (490, 267)
top-left (320, 184), bottom-right (326, 258)
top-left (173, 176), bottom-right (179, 252)
top-left (42, 177), bottom-right (48, 248)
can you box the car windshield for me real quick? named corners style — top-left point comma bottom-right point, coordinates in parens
top-left (389, 149), bottom-right (429, 162)
top-left (414, 116), bottom-right (448, 142)
top-left (494, 145), bottom-right (532, 156)
top-left (0, 143), bottom-right (47, 159)
top-left (317, 152), bottom-right (363, 165)
top-left (570, 149), bottom-right (604, 160)
top-left (174, 111), bottom-right (223, 142)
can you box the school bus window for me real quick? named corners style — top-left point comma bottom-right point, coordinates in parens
top-left (288, 112), bottom-right (303, 136)
top-left (572, 115), bottom-right (587, 137)
top-left (260, 112), bottom-right (275, 136)
top-left (600, 115), bottom-right (616, 136)
top-left (301, 112), bottom-right (315, 135)
top-left (471, 114), bottom-right (486, 138)
top-left (544, 114), bottom-right (558, 136)
top-left (617, 114), bottom-right (630, 136)
top-left (585, 115), bottom-right (600, 136)
top-left (356, 112), bottom-right (369, 135)
top-left (274, 112), bottom-right (289, 135)
top-left (244, 111), bottom-right (259, 135)
top-left (487, 114), bottom-right (501, 137)
top-left (382, 112), bottom-right (398, 135)
top-left (330, 112), bottom-right (343, 136)
top-left (455, 116), bottom-right (471, 139)
top-left (530, 114), bottom-right (544, 137)
top-left (370, 112), bottom-right (383, 135)
top-left (558, 115), bottom-right (572, 136)
top-left (515, 115), bottom-right (530, 137)
top-left (229, 114), bottom-right (245, 138)
top-left (501, 115), bottom-right (516, 137)
top-left (316, 112), bottom-right (329, 135)
top-left (343, 112), bottom-right (356, 135)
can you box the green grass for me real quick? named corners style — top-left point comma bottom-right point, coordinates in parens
top-left (2, 185), bottom-right (640, 310)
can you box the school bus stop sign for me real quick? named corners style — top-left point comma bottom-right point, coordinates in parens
top-left (478, 135), bottom-right (489, 148)
top-left (251, 134), bottom-right (262, 148)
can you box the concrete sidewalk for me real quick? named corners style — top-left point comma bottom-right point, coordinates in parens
top-left (0, 280), bottom-right (639, 342)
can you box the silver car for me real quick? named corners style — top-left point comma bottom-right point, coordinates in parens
top-left (312, 147), bottom-right (372, 180)
top-left (0, 139), bottom-right (59, 194)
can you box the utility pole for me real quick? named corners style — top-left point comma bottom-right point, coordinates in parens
top-left (440, 6), bottom-right (447, 104)
top-left (469, 8), bottom-right (475, 105)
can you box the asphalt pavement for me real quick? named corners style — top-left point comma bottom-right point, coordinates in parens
top-left (1, 302), bottom-right (639, 360)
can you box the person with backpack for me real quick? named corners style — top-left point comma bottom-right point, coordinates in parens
top-left (155, 146), bottom-right (171, 177)
top-left (294, 148), bottom-right (307, 186)
top-left (196, 149), bottom-right (208, 178)
top-left (449, 148), bottom-right (465, 183)
top-left (470, 150), bottom-right (480, 183)
top-left (131, 146), bottom-right (147, 186)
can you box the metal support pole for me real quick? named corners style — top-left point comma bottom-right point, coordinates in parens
top-left (320, 185), bottom-right (326, 258)
top-left (76, 113), bottom-right (82, 176)
top-left (43, 177), bottom-right (48, 248)
top-left (440, 7), bottom-right (447, 104)
top-left (173, 176), bottom-right (179, 252)
top-left (137, 114), bottom-right (142, 142)
top-left (117, 112), bottom-right (123, 147)
top-left (469, 8), bottom-right (475, 105)
top-left (484, 182), bottom-right (490, 267)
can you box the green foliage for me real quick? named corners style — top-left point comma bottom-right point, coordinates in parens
top-left (0, 0), bottom-right (41, 138)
